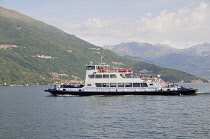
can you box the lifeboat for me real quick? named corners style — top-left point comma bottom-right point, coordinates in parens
top-left (118, 70), bottom-right (133, 73)
top-left (100, 69), bottom-right (108, 72)
top-left (99, 69), bottom-right (114, 73)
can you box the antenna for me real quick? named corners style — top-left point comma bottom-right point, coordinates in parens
top-left (100, 56), bottom-right (103, 65)
top-left (100, 51), bottom-right (105, 65)
top-left (89, 61), bottom-right (93, 65)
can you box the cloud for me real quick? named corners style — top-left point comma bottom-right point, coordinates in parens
top-left (132, 2), bottom-right (210, 48)
top-left (62, 18), bottom-right (129, 46)
top-left (60, 1), bottom-right (210, 48)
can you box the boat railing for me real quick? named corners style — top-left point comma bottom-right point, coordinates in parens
top-left (155, 78), bottom-right (167, 87)
top-left (99, 69), bottom-right (133, 73)
top-left (60, 84), bottom-right (84, 88)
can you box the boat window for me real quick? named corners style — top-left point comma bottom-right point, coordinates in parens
top-left (87, 66), bottom-right (95, 70)
top-left (97, 66), bottom-right (107, 70)
top-left (88, 74), bottom-right (95, 78)
top-left (95, 83), bottom-right (102, 87)
top-left (125, 83), bottom-right (132, 87)
top-left (120, 74), bottom-right (131, 78)
top-left (125, 74), bottom-right (132, 78)
top-left (96, 74), bottom-right (102, 78)
top-left (103, 83), bottom-right (109, 87)
top-left (149, 84), bottom-right (153, 86)
top-left (141, 83), bottom-right (148, 87)
top-left (87, 84), bottom-right (91, 86)
top-left (110, 83), bottom-right (117, 87)
top-left (118, 83), bottom-right (124, 87)
top-left (103, 74), bottom-right (109, 78)
top-left (61, 85), bottom-right (79, 88)
top-left (110, 74), bottom-right (117, 78)
top-left (133, 83), bottom-right (140, 87)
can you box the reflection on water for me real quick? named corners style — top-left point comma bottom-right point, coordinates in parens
top-left (0, 84), bottom-right (210, 138)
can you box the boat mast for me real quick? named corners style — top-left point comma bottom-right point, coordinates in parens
top-left (100, 56), bottom-right (103, 65)
top-left (100, 51), bottom-right (105, 65)
top-left (100, 51), bottom-right (110, 65)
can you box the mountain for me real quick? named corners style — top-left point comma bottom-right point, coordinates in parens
top-left (182, 43), bottom-right (210, 56)
top-left (104, 42), bottom-right (178, 60)
top-left (0, 6), bottom-right (207, 86)
top-left (104, 42), bottom-right (210, 80)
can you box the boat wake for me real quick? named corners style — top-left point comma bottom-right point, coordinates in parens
top-left (46, 94), bottom-right (77, 97)
top-left (56, 94), bottom-right (78, 97)
top-left (196, 92), bottom-right (210, 95)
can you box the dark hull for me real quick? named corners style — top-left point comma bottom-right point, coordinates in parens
top-left (45, 89), bottom-right (196, 96)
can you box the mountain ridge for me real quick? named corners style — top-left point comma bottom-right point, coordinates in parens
top-left (104, 42), bottom-right (178, 59)
top-left (0, 6), bottom-right (207, 86)
top-left (0, 6), bottom-right (35, 22)
top-left (105, 42), bottom-right (210, 80)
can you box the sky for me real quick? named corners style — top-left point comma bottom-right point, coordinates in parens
top-left (1, 0), bottom-right (210, 48)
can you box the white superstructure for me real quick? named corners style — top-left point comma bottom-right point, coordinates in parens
top-left (84, 64), bottom-right (169, 92)
top-left (45, 61), bottom-right (197, 96)
top-left (56, 64), bottom-right (179, 92)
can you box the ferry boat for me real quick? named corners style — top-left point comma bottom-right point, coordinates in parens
top-left (45, 62), bottom-right (197, 96)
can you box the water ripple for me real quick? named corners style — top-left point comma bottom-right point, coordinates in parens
top-left (0, 85), bottom-right (210, 138)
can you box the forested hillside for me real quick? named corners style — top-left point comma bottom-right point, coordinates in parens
top-left (0, 6), bottom-right (207, 86)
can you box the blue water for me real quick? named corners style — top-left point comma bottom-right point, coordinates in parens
top-left (0, 83), bottom-right (210, 139)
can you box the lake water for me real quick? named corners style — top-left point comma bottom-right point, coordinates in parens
top-left (0, 83), bottom-right (210, 139)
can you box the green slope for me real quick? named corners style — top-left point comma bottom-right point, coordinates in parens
top-left (0, 6), bottom-right (207, 86)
